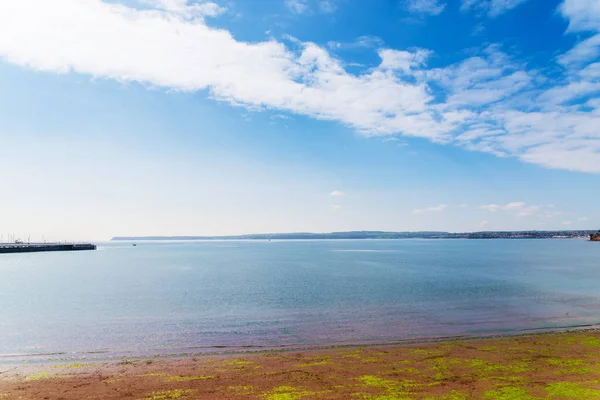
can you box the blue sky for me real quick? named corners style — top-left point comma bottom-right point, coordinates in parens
top-left (0, 0), bottom-right (599, 240)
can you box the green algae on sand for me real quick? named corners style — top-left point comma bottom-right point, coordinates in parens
top-left (138, 389), bottom-right (196, 400)
top-left (24, 371), bottom-right (50, 381)
top-left (262, 385), bottom-right (323, 400)
top-left (4, 331), bottom-right (600, 400)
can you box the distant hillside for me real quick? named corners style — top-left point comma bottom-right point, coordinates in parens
top-left (591, 231), bottom-right (600, 241)
top-left (112, 230), bottom-right (597, 241)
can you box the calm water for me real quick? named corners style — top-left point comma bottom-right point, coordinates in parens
top-left (0, 240), bottom-right (599, 358)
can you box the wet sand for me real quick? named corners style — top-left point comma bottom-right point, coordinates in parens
top-left (1, 331), bottom-right (600, 399)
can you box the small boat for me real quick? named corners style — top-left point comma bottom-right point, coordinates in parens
top-left (133, 244), bottom-right (137, 247)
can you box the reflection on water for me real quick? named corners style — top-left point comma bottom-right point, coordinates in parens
top-left (0, 239), bottom-right (599, 356)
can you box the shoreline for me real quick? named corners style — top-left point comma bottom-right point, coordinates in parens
top-left (2, 329), bottom-right (600, 399)
top-left (3, 323), bottom-right (600, 366)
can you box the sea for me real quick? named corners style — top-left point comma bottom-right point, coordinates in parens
top-left (0, 239), bottom-right (599, 361)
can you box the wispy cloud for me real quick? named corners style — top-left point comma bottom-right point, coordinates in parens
top-left (472, 23), bottom-right (485, 36)
top-left (405, 0), bottom-right (446, 16)
top-left (0, 0), bottom-right (599, 173)
top-left (488, 0), bottom-right (530, 17)
top-left (285, 0), bottom-right (309, 14)
top-left (271, 114), bottom-right (293, 120)
top-left (560, 0), bottom-right (600, 32)
top-left (327, 35), bottom-right (384, 51)
top-left (286, 0), bottom-right (337, 14)
top-left (517, 206), bottom-right (543, 217)
top-left (141, 0), bottom-right (226, 17)
top-left (479, 202), bottom-right (565, 219)
top-left (331, 204), bottom-right (342, 210)
top-left (413, 204), bottom-right (448, 214)
top-left (461, 0), bottom-right (531, 17)
top-left (354, 35), bottom-right (385, 48)
top-left (330, 190), bottom-right (346, 197)
top-left (480, 202), bottom-right (526, 212)
top-left (540, 210), bottom-right (564, 219)
top-left (319, 0), bottom-right (337, 13)
top-left (557, 35), bottom-right (600, 67)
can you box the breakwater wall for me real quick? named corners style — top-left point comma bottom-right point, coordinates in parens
top-left (0, 243), bottom-right (97, 254)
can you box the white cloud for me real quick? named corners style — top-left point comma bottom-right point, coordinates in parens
top-left (580, 62), bottom-right (600, 79)
top-left (286, 0), bottom-right (309, 14)
top-left (559, 0), bottom-right (600, 32)
top-left (563, 220), bottom-right (573, 225)
top-left (478, 220), bottom-right (489, 228)
top-left (0, 0), bottom-right (600, 174)
top-left (480, 202), bottom-right (526, 212)
top-left (413, 204), bottom-right (448, 214)
top-left (558, 34), bottom-right (600, 66)
top-left (0, 0), bottom-right (440, 139)
top-left (331, 204), bottom-right (342, 210)
top-left (405, 0), bottom-right (446, 15)
top-left (141, 0), bottom-right (225, 17)
top-left (378, 49), bottom-right (431, 73)
top-left (330, 190), bottom-right (346, 196)
top-left (578, 216), bottom-right (588, 221)
top-left (461, 0), bottom-right (531, 17)
top-left (538, 81), bottom-right (600, 106)
top-left (460, 204), bottom-right (468, 208)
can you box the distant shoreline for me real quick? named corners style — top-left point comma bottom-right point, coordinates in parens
top-left (112, 230), bottom-right (597, 241)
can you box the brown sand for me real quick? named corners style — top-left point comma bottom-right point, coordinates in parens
top-left (2, 331), bottom-right (600, 399)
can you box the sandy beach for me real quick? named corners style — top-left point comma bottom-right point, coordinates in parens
top-left (2, 330), bottom-right (600, 399)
